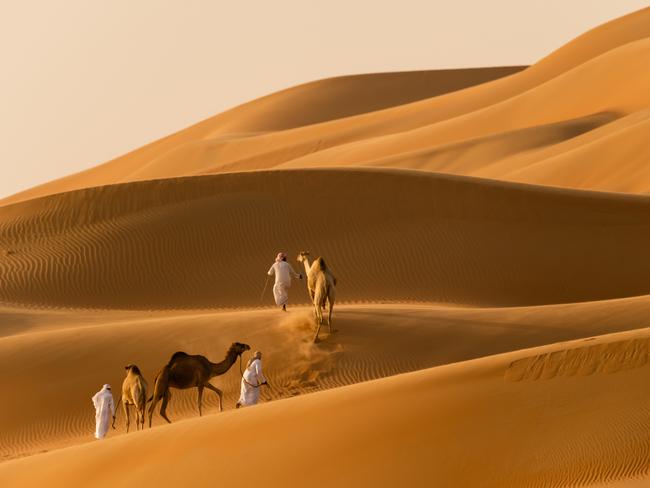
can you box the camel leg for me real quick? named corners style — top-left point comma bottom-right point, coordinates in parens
top-left (159, 390), bottom-right (172, 424)
top-left (328, 299), bottom-right (334, 333)
top-left (148, 368), bottom-right (171, 427)
top-left (139, 392), bottom-right (147, 431)
top-left (147, 393), bottom-right (160, 428)
top-left (135, 397), bottom-right (143, 431)
top-left (147, 387), bottom-right (164, 428)
top-left (313, 305), bottom-right (323, 342)
top-left (197, 385), bottom-right (204, 416)
top-left (313, 321), bottom-right (323, 342)
top-left (203, 383), bottom-right (224, 412)
top-left (124, 403), bottom-right (131, 433)
top-left (148, 374), bottom-right (161, 428)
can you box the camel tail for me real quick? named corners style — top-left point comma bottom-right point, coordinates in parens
top-left (137, 381), bottom-right (148, 429)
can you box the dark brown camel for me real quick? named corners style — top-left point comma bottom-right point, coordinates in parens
top-left (148, 342), bottom-right (250, 426)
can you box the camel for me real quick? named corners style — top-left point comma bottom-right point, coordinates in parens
top-left (148, 342), bottom-right (250, 426)
top-left (112, 364), bottom-right (148, 433)
top-left (297, 251), bottom-right (337, 342)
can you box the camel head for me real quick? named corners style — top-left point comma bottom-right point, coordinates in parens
top-left (229, 342), bottom-right (251, 357)
top-left (297, 251), bottom-right (310, 263)
top-left (124, 364), bottom-right (142, 375)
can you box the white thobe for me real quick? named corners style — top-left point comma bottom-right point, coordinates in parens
top-left (268, 261), bottom-right (300, 306)
top-left (237, 359), bottom-right (267, 407)
top-left (92, 387), bottom-right (115, 439)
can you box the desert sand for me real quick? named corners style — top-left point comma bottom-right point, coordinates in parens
top-left (1, 6), bottom-right (649, 488)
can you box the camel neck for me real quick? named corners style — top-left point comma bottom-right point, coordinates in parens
top-left (209, 351), bottom-right (238, 377)
top-left (301, 259), bottom-right (311, 275)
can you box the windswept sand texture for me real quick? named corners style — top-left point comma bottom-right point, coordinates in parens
top-left (1, 6), bottom-right (650, 488)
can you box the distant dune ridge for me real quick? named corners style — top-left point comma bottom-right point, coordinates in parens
top-left (1, 6), bottom-right (650, 488)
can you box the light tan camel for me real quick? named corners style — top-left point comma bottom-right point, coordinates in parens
top-left (148, 342), bottom-right (250, 426)
top-left (297, 251), bottom-right (337, 342)
top-left (112, 364), bottom-right (148, 433)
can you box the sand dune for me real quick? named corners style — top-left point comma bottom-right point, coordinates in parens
top-left (2, 6), bottom-right (650, 487)
top-left (486, 109), bottom-right (650, 192)
top-left (3, 292), bottom-right (650, 461)
top-left (289, 107), bottom-right (650, 193)
top-left (286, 38), bottom-right (650, 166)
top-left (1, 298), bottom-right (649, 464)
top-left (3, 169), bottom-right (650, 309)
top-left (0, 320), bottom-right (647, 487)
top-left (127, 33), bottom-right (650, 184)
top-left (0, 66), bottom-right (523, 206)
top-left (2, 8), bottom-right (650, 206)
top-left (205, 67), bottom-right (527, 134)
top-left (280, 112), bottom-right (616, 171)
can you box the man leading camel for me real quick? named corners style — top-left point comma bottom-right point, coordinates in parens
top-left (236, 350), bottom-right (268, 408)
top-left (267, 252), bottom-right (302, 311)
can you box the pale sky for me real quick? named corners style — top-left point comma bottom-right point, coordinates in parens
top-left (1, 0), bottom-right (648, 199)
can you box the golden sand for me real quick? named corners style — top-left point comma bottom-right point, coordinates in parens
top-left (1, 6), bottom-right (649, 487)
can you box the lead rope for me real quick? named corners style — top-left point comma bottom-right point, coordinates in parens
top-left (239, 354), bottom-right (261, 388)
top-left (259, 275), bottom-right (270, 305)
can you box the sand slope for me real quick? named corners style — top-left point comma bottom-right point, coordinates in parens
top-left (205, 67), bottom-right (527, 134)
top-left (3, 295), bottom-right (650, 462)
top-left (485, 109), bottom-right (650, 192)
top-left (284, 38), bottom-right (650, 169)
top-left (0, 322), bottom-right (648, 487)
top-left (3, 169), bottom-right (650, 309)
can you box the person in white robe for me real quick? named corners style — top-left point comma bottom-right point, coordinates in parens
top-left (268, 252), bottom-right (301, 311)
top-left (236, 351), bottom-right (268, 408)
top-left (92, 384), bottom-right (115, 440)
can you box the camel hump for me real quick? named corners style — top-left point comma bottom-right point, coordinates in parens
top-left (128, 365), bottom-right (142, 375)
top-left (168, 351), bottom-right (190, 364)
top-left (316, 257), bottom-right (327, 271)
